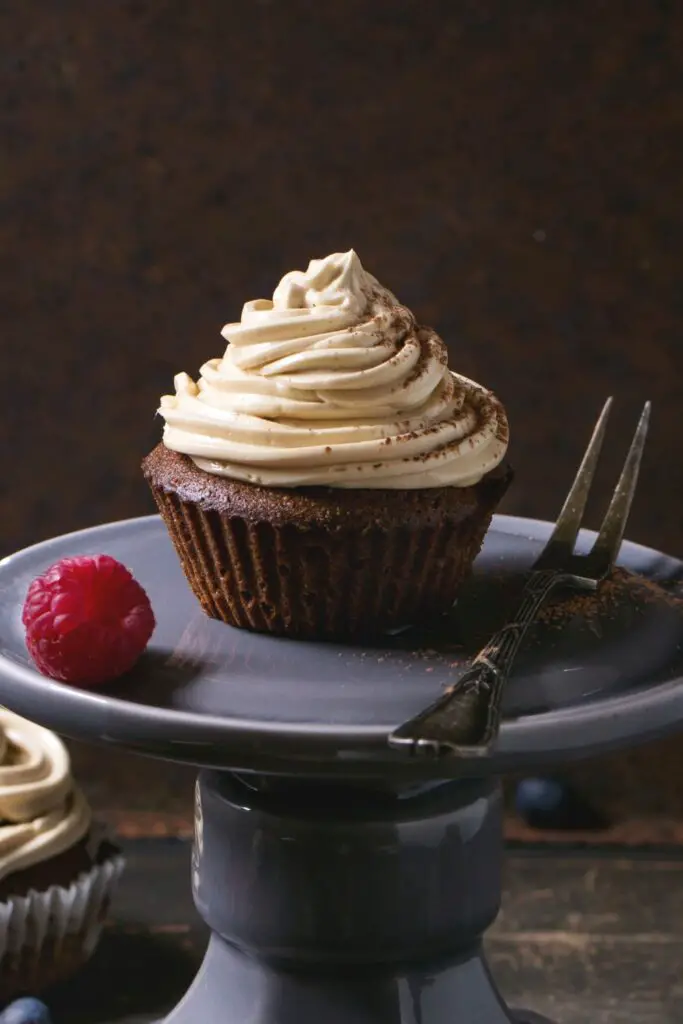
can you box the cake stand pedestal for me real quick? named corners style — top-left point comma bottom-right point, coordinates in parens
top-left (178, 771), bottom-right (538, 1024)
top-left (1, 515), bottom-right (682, 1023)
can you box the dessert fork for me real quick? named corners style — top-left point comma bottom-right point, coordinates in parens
top-left (389, 397), bottom-right (652, 759)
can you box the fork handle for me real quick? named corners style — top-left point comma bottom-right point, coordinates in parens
top-left (388, 569), bottom-right (577, 758)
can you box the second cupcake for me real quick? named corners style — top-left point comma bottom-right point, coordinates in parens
top-left (0, 710), bottom-right (124, 1002)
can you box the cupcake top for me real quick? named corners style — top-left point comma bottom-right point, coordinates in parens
top-left (159, 250), bottom-right (509, 489)
top-left (0, 710), bottom-right (90, 882)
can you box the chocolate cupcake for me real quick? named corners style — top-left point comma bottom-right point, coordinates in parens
top-left (0, 711), bottom-right (124, 1002)
top-left (143, 250), bottom-right (511, 640)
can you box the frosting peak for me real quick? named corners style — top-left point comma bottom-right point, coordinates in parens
top-left (225, 250), bottom-right (395, 349)
top-left (271, 249), bottom-right (374, 315)
top-left (159, 250), bottom-right (509, 489)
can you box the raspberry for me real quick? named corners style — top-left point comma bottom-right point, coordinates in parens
top-left (22, 554), bottom-right (155, 687)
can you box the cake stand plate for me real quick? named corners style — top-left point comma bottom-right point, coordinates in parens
top-left (0, 515), bottom-right (682, 779)
top-left (0, 515), bottom-right (682, 1024)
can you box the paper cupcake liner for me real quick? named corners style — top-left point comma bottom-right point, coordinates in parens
top-left (150, 482), bottom-right (505, 641)
top-left (0, 853), bottom-right (125, 1001)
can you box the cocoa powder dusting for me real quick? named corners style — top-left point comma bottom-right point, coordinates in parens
top-left (537, 566), bottom-right (683, 628)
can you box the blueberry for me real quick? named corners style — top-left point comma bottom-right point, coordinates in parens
top-left (0, 997), bottom-right (52, 1024)
top-left (515, 776), bottom-right (608, 831)
top-left (515, 777), bottom-right (566, 815)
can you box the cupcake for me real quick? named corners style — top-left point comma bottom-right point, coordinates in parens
top-left (143, 250), bottom-right (511, 640)
top-left (0, 710), bottom-right (124, 1002)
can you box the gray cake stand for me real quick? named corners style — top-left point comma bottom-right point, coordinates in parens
top-left (1, 515), bottom-right (683, 1024)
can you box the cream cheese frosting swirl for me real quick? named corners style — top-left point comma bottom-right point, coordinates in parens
top-left (0, 710), bottom-right (90, 882)
top-left (159, 250), bottom-right (509, 488)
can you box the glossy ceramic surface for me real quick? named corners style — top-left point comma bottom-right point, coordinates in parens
top-left (0, 514), bottom-right (681, 779)
top-left (166, 771), bottom-right (547, 1024)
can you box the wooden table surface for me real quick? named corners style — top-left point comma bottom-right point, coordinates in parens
top-left (68, 734), bottom-right (683, 850)
top-left (41, 838), bottom-right (682, 1024)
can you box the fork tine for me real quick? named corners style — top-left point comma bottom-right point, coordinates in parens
top-left (590, 401), bottom-right (651, 568)
top-left (544, 396), bottom-right (614, 552)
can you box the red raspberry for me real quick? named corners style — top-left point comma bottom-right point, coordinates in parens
top-left (22, 555), bottom-right (155, 686)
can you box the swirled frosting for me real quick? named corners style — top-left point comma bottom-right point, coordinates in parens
top-left (0, 710), bottom-right (91, 882)
top-left (159, 250), bottom-right (509, 488)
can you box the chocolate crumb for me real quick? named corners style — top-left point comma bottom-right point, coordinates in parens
top-left (537, 566), bottom-right (683, 629)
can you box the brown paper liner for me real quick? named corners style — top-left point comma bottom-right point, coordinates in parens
top-left (148, 473), bottom-right (510, 641)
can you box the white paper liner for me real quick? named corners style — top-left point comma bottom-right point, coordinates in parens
top-left (0, 853), bottom-right (125, 980)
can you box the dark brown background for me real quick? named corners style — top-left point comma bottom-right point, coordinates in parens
top-left (2, 1), bottom-right (683, 826)
top-left (3, 0), bottom-right (682, 559)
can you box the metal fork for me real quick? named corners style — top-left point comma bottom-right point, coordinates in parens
top-left (388, 397), bottom-right (652, 759)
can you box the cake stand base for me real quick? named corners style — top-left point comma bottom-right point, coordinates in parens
top-left (161, 771), bottom-right (557, 1024)
top-left (165, 934), bottom-right (555, 1024)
